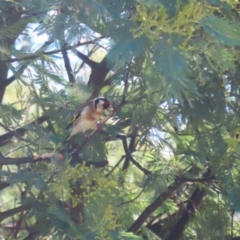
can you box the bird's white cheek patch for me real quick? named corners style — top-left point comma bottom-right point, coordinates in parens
top-left (96, 104), bottom-right (104, 113)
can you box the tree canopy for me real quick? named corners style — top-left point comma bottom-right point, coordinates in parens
top-left (1, 0), bottom-right (240, 239)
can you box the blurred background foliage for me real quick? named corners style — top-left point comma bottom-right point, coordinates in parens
top-left (0, 0), bottom-right (240, 239)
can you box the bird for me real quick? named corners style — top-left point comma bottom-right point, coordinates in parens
top-left (64, 97), bottom-right (113, 143)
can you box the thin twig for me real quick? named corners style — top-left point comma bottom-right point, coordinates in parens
top-left (105, 155), bottom-right (125, 178)
top-left (127, 177), bottom-right (183, 233)
top-left (177, 175), bottom-right (216, 183)
top-left (118, 186), bottom-right (146, 206)
top-left (62, 46), bottom-right (75, 83)
top-left (0, 37), bottom-right (106, 64)
top-left (4, 144), bottom-right (29, 157)
top-left (122, 64), bottom-right (130, 102)
top-left (75, 45), bottom-right (99, 73)
top-left (117, 134), bottom-right (152, 176)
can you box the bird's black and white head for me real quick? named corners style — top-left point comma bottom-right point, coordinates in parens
top-left (94, 97), bottom-right (112, 112)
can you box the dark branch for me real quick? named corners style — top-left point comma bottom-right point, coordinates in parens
top-left (61, 48), bottom-right (75, 83)
top-left (2, 64), bottom-right (28, 88)
top-left (177, 175), bottom-right (216, 183)
top-left (88, 57), bottom-right (110, 98)
top-left (69, 184), bottom-right (84, 224)
top-left (0, 205), bottom-right (31, 222)
top-left (0, 116), bottom-right (49, 147)
top-left (127, 177), bottom-right (183, 233)
top-left (75, 45), bottom-right (99, 73)
top-left (0, 38), bottom-right (105, 64)
top-left (105, 156), bottom-right (125, 178)
top-left (0, 152), bottom-right (109, 168)
top-left (0, 182), bottom-right (10, 191)
top-left (164, 186), bottom-right (206, 240)
top-left (4, 75), bottom-right (16, 86)
top-left (164, 170), bottom-right (212, 240)
top-left (122, 65), bottom-right (130, 102)
top-left (0, 152), bottom-right (55, 165)
top-left (75, 50), bottom-right (97, 68)
top-left (119, 66), bottom-right (133, 175)
top-left (0, 128), bottom-right (27, 147)
top-left (1, 40), bottom-right (54, 88)
top-left (117, 134), bottom-right (151, 176)
top-left (119, 187), bottom-right (146, 206)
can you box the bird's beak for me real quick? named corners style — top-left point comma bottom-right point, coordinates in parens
top-left (107, 105), bottom-right (114, 112)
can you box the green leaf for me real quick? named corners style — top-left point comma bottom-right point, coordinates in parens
top-left (154, 36), bottom-right (199, 101)
top-left (158, 0), bottom-right (178, 16)
top-left (107, 35), bottom-right (148, 69)
top-left (205, 45), bottom-right (237, 73)
top-left (200, 16), bottom-right (240, 46)
top-left (208, 0), bottom-right (232, 17)
top-left (119, 231), bottom-right (143, 239)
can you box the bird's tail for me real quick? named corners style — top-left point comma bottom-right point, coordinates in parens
top-left (64, 133), bottom-right (71, 143)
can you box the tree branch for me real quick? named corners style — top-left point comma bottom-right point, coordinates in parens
top-left (127, 177), bottom-right (184, 234)
top-left (0, 128), bottom-right (27, 147)
top-left (164, 186), bottom-right (206, 240)
top-left (117, 134), bottom-right (151, 176)
top-left (0, 116), bottom-right (49, 147)
top-left (0, 205), bottom-right (31, 222)
top-left (1, 64), bottom-right (28, 88)
top-left (0, 38), bottom-right (105, 64)
top-left (105, 155), bottom-right (125, 178)
top-left (69, 183), bottom-right (84, 224)
top-left (119, 187), bottom-right (146, 206)
top-left (0, 182), bottom-right (10, 191)
top-left (122, 64), bottom-right (130, 102)
top-left (0, 152), bottom-right (59, 165)
top-left (75, 50), bottom-right (97, 68)
top-left (75, 45), bottom-right (99, 73)
top-left (88, 57), bottom-right (110, 98)
top-left (0, 40), bottom-right (54, 90)
top-left (0, 152), bottom-right (108, 168)
top-left (0, 4), bottom-right (29, 102)
top-left (164, 169), bottom-right (212, 240)
top-left (61, 48), bottom-right (75, 83)
top-left (177, 175), bottom-right (216, 183)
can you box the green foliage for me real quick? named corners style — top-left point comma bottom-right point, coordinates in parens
top-left (1, 0), bottom-right (240, 239)
top-left (154, 35), bottom-right (199, 102)
top-left (107, 35), bottom-right (149, 70)
top-left (200, 16), bottom-right (240, 46)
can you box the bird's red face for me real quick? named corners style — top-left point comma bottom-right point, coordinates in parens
top-left (103, 100), bottom-right (111, 109)
top-left (95, 98), bottom-right (113, 111)
top-left (103, 100), bottom-right (114, 112)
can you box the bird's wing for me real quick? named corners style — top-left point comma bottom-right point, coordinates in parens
top-left (65, 112), bottom-right (81, 130)
top-left (65, 100), bottom-right (94, 130)
top-left (66, 104), bottom-right (88, 129)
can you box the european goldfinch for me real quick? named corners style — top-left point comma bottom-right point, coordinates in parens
top-left (64, 97), bottom-right (113, 142)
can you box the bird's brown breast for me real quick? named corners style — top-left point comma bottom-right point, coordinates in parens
top-left (85, 107), bottom-right (102, 121)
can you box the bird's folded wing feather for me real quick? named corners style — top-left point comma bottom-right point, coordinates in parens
top-left (65, 112), bottom-right (81, 129)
